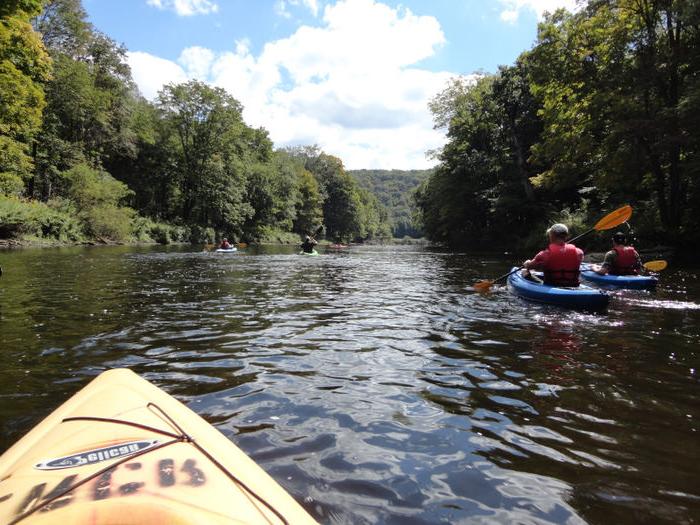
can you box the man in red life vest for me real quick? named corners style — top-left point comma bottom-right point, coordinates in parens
top-left (219, 237), bottom-right (232, 250)
top-left (594, 231), bottom-right (642, 275)
top-left (522, 223), bottom-right (584, 286)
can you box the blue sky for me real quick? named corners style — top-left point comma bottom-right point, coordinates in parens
top-left (83, 0), bottom-right (577, 169)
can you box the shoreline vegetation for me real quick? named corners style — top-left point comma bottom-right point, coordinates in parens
top-left (0, 233), bottom-right (430, 250)
top-left (415, 3), bottom-right (699, 254)
top-left (1, 1), bottom-right (426, 252)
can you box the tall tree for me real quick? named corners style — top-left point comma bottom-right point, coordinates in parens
top-left (157, 80), bottom-right (271, 234)
top-left (31, 0), bottom-right (137, 199)
top-left (0, 0), bottom-right (51, 195)
top-left (528, 1), bottom-right (700, 237)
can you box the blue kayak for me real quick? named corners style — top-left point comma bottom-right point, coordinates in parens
top-left (580, 263), bottom-right (657, 290)
top-left (507, 267), bottom-right (609, 311)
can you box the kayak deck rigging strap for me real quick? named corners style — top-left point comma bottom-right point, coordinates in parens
top-left (10, 403), bottom-right (290, 525)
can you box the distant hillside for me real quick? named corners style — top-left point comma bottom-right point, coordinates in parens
top-left (348, 169), bottom-right (432, 238)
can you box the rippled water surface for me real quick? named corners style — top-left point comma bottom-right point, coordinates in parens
top-left (1, 244), bottom-right (698, 524)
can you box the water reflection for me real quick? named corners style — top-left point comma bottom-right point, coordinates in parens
top-left (0, 245), bottom-right (698, 524)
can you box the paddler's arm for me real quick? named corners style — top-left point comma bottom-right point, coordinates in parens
top-left (595, 251), bottom-right (615, 275)
top-left (523, 250), bottom-right (547, 271)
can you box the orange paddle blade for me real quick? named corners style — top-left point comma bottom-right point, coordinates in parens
top-left (643, 260), bottom-right (667, 271)
top-left (593, 205), bottom-right (632, 231)
top-left (473, 280), bottom-right (495, 293)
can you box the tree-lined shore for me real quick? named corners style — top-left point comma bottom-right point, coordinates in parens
top-left (416, 2), bottom-right (699, 254)
top-left (1, 0), bottom-right (391, 246)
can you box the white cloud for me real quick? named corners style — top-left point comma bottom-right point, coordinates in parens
top-left (275, 0), bottom-right (320, 19)
top-left (129, 0), bottom-right (455, 169)
top-left (498, 0), bottom-right (578, 23)
top-left (147, 0), bottom-right (219, 16)
top-left (127, 51), bottom-right (187, 99)
top-left (178, 46), bottom-right (215, 78)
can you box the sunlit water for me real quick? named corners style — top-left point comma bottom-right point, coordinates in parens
top-left (0, 244), bottom-right (698, 524)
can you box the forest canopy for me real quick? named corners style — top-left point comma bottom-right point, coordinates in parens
top-left (416, 1), bottom-right (700, 252)
top-left (0, 0), bottom-right (392, 245)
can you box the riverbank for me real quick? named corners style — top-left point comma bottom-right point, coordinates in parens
top-left (0, 234), bottom-right (423, 250)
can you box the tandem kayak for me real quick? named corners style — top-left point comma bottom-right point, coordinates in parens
top-left (580, 263), bottom-right (657, 290)
top-left (215, 247), bottom-right (237, 253)
top-left (299, 250), bottom-right (319, 256)
top-left (507, 267), bottom-right (610, 311)
top-left (0, 369), bottom-right (318, 525)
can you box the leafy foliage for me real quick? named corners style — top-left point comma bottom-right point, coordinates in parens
top-left (286, 146), bottom-right (391, 242)
top-left (0, 4), bottom-right (51, 195)
top-left (417, 1), bottom-right (700, 250)
top-left (0, 195), bottom-right (82, 240)
top-left (62, 163), bottom-right (135, 240)
top-left (349, 169), bottom-right (430, 237)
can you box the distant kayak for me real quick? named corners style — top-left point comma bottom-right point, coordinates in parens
top-left (580, 263), bottom-right (657, 290)
top-left (215, 247), bottom-right (237, 253)
top-left (0, 368), bottom-right (318, 525)
top-left (508, 267), bottom-right (609, 311)
top-left (299, 250), bottom-right (319, 256)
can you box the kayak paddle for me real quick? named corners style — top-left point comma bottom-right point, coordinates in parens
top-left (643, 260), bottom-right (667, 272)
top-left (473, 205), bottom-right (633, 293)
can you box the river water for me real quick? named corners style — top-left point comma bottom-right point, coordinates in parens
top-left (0, 244), bottom-right (698, 524)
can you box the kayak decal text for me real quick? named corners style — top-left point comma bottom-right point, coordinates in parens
top-left (2, 458), bottom-right (207, 519)
top-left (34, 440), bottom-right (161, 470)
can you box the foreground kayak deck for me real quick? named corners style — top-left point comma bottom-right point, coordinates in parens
top-left (507, 267), bottom-right (610, 311)
top-left (580, 263), bottom-right (658, 290)
top-left (0, 369), bottom-right (317, 525)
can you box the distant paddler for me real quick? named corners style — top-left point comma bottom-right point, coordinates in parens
top-left (300, 234), bottom-right (318, 254)
top-left (591, 231), bottom-right (642, 275)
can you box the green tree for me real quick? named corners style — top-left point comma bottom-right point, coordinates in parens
top-left (293, 167), bottom-right (323, 235)
top-left (62, 163), bottom-right (135, 240)
top-left (528, 2), bottom-right (700, 239)
top-left (349, 169), bottom-right (430, 238)
top-left (418, 60), bottom-right (547, 247)
top-left (0, 0), bottom-right (51, 194)
top-left (157, 80), bottom-right (278, 237)
top-left (32, 0), bottom-right (137, 200)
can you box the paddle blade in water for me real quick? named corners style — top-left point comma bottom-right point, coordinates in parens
top-left (644, 260), bottom-right (667, 271)
top-left (593, 205), bottom-right (632, 231)
top-left (473, 280), bottom-right (495, 293)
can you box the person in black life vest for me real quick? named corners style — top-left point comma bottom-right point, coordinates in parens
top-left (219, 238), bottom-right (232, 250)
top-left (594, 231), bottom-right (642, 275)
top-left (522, 223), bottom-right (584, 286)
top-left (300, 235), bottom-right (317, 253)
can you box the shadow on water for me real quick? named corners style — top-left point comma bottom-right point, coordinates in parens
top-left (0, 244), bottom-right (698, 524)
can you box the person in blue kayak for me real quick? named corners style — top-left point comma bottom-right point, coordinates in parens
top-left (594, 231), bottom-right (642, 275)
top-left (219, 238), bottom-right (233, 250)
top-left (522, 223), bottom-right (584, 286)
top-left (300, 234), bottom-right (317, 254)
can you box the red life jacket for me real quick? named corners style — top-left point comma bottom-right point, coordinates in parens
top-left (611, 245), bottom-right (639, 275)
top-left (544, 243), bottom-right (581, 286)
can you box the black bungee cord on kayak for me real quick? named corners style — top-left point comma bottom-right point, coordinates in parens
top-left (10, 403), bottom-right (290, 525)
